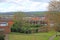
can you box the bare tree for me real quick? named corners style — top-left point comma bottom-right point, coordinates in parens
top-left (48, 0), bottom-right (60, 11)
top-left (47, 0), bottom-right (60, 31)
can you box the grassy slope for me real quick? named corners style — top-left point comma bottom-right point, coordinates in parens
top-left (54, 36), bottom-right (60, 40)
top-left (9, 31), bottom-right (56, 40)
top-left (54, 32), bottom-right (60, 40)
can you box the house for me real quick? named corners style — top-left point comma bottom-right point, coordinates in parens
top-left (0, 13), bottom-right (14, 34)
top-left (26, 16), bottom-right (54, 31)
top-left (28, 16), bottom-right (47, 25)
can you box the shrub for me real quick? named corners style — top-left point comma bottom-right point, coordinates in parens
top-left (30, 24), bottom-right (42, 28)
top-left (0, 32), bottom-right (5, 40)
top-left (0, 35), bottom-right (5, 40)
top-left (11, 21), bottom-right (43, 34)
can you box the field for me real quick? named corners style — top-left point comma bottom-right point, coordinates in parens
top-left (9, 31), bottom-right (56, 40)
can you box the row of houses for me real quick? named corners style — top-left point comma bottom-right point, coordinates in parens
top-left (0, 13), bottom-right (54, 34)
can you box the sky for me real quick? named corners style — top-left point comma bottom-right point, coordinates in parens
top-left (0, 0), bottom-right (50, 12)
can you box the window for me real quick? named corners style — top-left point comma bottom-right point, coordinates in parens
top-left (0, 22), bottom-right (8, 26)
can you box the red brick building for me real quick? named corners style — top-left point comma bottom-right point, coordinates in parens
top-left (0, 14), bottom-right (14, 34)
top-left (0, 20), bottom-right (14, 34)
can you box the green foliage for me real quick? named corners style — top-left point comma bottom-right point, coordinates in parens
top-left (30, 24), bottom-right (41, 28)
top-left (11, 12), bottom-right (44, 34)
top-left (11, 21), bottom-right (42, 33)
top-left (0, 35), bottom-right (5, 40)
top-left (0, 32), bottom-right (5, 40)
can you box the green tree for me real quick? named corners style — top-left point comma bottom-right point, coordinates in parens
top-left (11, 12), bottom-right (32, 33)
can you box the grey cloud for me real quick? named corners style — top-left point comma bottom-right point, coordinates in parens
top-left (0, 0), bottom-right (6, 2)
top-left (30, 0), bottom-right (50, 3)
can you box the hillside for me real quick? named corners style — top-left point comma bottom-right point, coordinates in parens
top-left (23, 11), bottom-right (46, 17)
top-left (0, 11), bottom-right (46, 17)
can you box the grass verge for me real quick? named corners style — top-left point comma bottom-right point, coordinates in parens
top-left (9, 31), bottom-right (56, 40)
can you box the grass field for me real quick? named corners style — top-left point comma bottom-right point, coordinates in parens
top-left (8, 31), bottom-right (56, 40)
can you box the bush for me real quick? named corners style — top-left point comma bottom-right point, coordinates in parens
top-left (11, 21), bottom-right (43, 34)
top-left (30, 24), bottom-right (42, 28)
top-left (25, 30), bottom-right (31, 34)
top-left (0, 35), bottom-right (5, 40)
top-left (0, 34), bottom-right (5, 40)
top-left (11, 25), bottom-right (40, 33)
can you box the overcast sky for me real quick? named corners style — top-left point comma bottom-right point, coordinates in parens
top-left (0, 0), bottom-right (50, 12)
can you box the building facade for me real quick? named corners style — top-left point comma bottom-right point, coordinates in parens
top-left (0, 14), bottom-right (14, 34)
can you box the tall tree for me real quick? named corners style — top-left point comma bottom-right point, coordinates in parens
top-left (11, 12), bottom-right (31, 33)
top-left (14, 12), bottom-right (27, 27)
top-left (47, 0), bottom-right (60, 31)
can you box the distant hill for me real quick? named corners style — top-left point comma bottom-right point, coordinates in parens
top-left (0, 11), bottom-right (47, 17)
top-left (0, 12), bottom-right (14, 15)
top-left (23, 11), bottom-right (47, 17)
